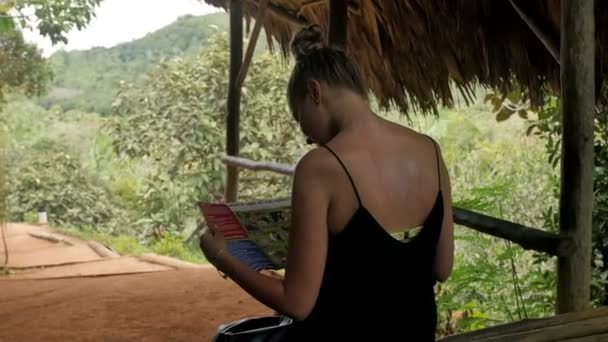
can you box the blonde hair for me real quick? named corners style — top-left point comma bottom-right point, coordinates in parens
top-left (287, 24), bottom-right (367, 115)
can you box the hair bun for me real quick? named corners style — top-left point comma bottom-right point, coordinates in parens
top-left (290, 24), bottom-right (325, 61)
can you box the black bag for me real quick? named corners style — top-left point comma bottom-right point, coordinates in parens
top-left (212, 315), bottom-right (293, 342)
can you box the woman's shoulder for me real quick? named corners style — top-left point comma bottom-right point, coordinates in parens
top-left (388, 121), bottom-right (437, 144)
top-left (295, 147), bottom-right (342, 177)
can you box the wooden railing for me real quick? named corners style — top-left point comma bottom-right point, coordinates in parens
top-left (221, 155), bottom-right (574, 257)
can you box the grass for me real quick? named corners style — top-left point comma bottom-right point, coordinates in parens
top-left (55, 226), bottom-right (207, 264)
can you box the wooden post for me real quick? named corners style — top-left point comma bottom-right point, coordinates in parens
top-left (235, 0), bottom-right (269, 91)
top-left (225, 0), bottom-right (243, 203)
top-left (557, 0), bottom-right (595, 313)
top-left (328, 0), bottom-right (348, 49)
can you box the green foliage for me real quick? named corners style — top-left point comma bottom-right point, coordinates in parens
top-left (57, 225), bottom-right (204, 262)
top-left (1, 97), bottom-right (208, 263)
top-left (485, 84), bottom-right (531, 123)
top-left (0, 0), bottom-right (101, 106)
top-left (487, 88), bottom-right (608, 305)
top-left (382, 99), bottom-right (557, 336)
top-left (106, 27), bottom-right (305, 236)
top-left (1, 97), bottom-right (131, 234)
top-left (0, 12), bottom-right (578, 334)
top-left (0, 30), bottom-right (52, 105)
top-left (424, 112), bottom-right (556, 335)
top-left (7, 143), bottom-right (121, 230)
top-left (40, 13), bottom-right (233, 114)
top-left (149, 230), bottom-right (206, 263)
top-left (6, 0), bottom-right (102, 44)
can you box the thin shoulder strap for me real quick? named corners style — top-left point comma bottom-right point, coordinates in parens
top-left (321, 145), bottom-right (362, 205)
top-left (426, 135), bottom-right (441, 189)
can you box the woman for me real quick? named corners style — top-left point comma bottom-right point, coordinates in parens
top-left (200, 24), bottom-right (454, 341)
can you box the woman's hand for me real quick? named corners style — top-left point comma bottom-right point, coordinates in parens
top-left (199, 228), bottom-right (227, 265)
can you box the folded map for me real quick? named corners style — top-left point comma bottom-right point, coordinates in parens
top-left (199, 198), bottom-right (291, 271)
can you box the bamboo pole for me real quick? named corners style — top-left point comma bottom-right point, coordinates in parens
top-left (225, 0), bottom-right (244, 202)
top-left (557, 0), bottom-right (595, 314)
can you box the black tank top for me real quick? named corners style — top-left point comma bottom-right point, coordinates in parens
top-left (285, 137), bottom-right (444, 341)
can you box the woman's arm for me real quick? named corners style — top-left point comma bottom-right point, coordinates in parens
top-left (208, 149), bottom-right (331, 320)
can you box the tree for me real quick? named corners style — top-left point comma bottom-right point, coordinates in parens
top-left (1, 0), bottom-right (103, 45)
top-left (7, 140), bottom-right (122, 230)
top-left (0, 0), bottom-right (102, 105)
top-left (0, 30), bottom-right (51, 104)
top-left (40, 13), bottom-right (231, 114)
top-left (106, 27), bottom-right (306, 236)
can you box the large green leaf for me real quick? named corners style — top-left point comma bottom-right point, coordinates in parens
top-left (495, 107), bottom-right (515, 122)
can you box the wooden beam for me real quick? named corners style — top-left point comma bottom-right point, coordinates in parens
top-left (297, 0), bottom-right (361, 17)
top-left (87, 241), bottom-right (120, 259)
top-left (139, 253), bottom-right (208, 269)
top-left (297, 0), bottom-right (326, 17)
top-left (249, 0), bottom-right (307, 28)
top-left (225, 0), bottom-right (244, 203)
top-left (28, 232), bottom-right (74, 246)
top-left (561, 334), bottom-right (608, 342)
top-left (508, 0), bottom-right (560, 64)
top-left (439, 307), bottom-right (608, 341)
top-left (484, 315), bottom-right (608, 341)
top-left (219, 155), bottom-right (572, 256)
top-left (443, 315), bottom-right (608, 342)
top-left (328, 0), bottom-right (348, 49)
top-left (235, 0), bottom-right (269, 91)
top-left (557, 0), bottom-right (595, 314)
top-left (247, 0), bottom-right (358, 32)
top-left (222, 155), bottom-right (295, 175)
top-left (454, 208), bottom-right (573, 257)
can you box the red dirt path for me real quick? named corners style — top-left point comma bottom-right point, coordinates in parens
top-left (0, 223), bottom-right (272, 341)
top-left (0, 268), bottom-right (272, 341)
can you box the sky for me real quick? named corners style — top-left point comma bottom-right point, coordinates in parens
top-left (22, 0), bottom-right (220, 56)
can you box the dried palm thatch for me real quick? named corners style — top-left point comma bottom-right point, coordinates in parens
top-left (203, 0), bottom-right (608, 115)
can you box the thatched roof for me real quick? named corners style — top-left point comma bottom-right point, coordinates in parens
top-left (203, 0), bottom-right (608, 114)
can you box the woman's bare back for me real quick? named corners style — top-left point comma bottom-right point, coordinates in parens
top-left (324, 117), bottom-right (447, 237)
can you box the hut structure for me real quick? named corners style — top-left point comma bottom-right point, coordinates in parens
top-left (202, 0), bottom-right (608, 339)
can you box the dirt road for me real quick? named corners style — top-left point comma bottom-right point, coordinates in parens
top-left (0, 268), bottom-right (271, 341)
top-left (0, 223), bottom-right (271, 341)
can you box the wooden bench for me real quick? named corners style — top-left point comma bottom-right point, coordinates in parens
top-left (439, 307), bottom-right (608, 341)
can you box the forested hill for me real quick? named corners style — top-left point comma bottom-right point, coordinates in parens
top-left (39, 12), bottom-right (231, 114)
